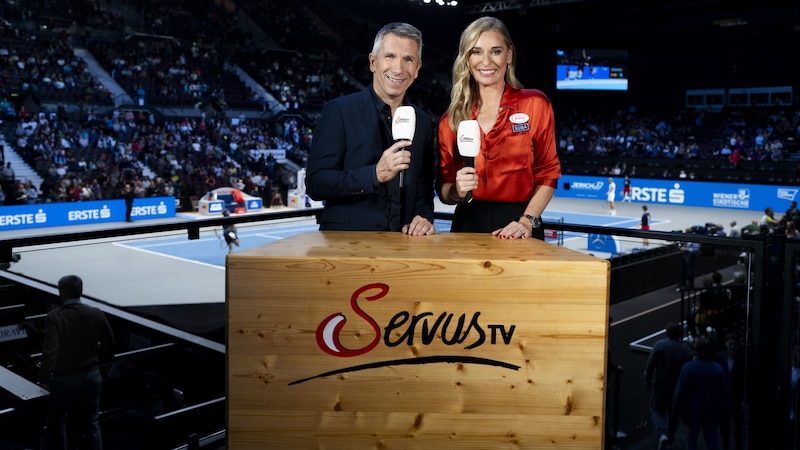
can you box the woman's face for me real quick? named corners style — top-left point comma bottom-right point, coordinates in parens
top-left (468, 30), bottom-right (512, 89)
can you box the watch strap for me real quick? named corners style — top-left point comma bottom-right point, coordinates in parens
top-left (521, 214), bottom-right (542, 229)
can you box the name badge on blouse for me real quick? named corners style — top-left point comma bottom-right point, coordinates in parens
top-left (512, 123), bottom-right (529, 133)
top-left (510, 113), bottom-right (530, 133)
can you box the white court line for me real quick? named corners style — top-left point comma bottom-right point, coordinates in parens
top-left (118, 236), bottom-right (220, 249)
top-left (254, 233), bottom-right (295, 240)
top-left (611, 296), bottom-right (683, 326)
top-left (112, 242), bottom-right (224, 270)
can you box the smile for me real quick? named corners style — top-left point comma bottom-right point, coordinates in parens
top-left (387, 75), bottom-right (406, 84)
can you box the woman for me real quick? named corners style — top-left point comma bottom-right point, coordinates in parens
top-left (438, 17), bottom-right (561, 240)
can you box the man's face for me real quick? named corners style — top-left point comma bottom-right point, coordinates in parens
top-left (369, 33), bottom-right (421, 106)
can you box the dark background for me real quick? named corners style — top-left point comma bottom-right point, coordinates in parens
top-left (336, 0), bottom-right (800, 109)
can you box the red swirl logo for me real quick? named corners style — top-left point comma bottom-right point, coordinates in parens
top-left (315, 283), bottom-right (387, 357)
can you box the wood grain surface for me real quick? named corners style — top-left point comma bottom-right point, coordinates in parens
top-left (228, 231), bottom-right (610, 449)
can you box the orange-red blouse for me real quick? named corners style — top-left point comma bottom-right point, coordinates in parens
top-left (438, 84), bottom-right (561, 202)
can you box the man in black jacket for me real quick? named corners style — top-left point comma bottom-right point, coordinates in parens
top-left (40, 275), bottom-right (115, 450)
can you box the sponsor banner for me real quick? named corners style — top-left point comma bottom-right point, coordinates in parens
top-left (0, 197), bottom-right (176, 231)
top-left (249, 148), bottom-right (287, 161)
top-left (588, 233), bottom-right (621, 255)
top-left (0, 324), bottom-right (27, 343)
top-left (558, 175), bottom-right (797, 212)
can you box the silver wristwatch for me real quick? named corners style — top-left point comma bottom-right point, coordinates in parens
top-left (521, 214), bottom-right (542, 229)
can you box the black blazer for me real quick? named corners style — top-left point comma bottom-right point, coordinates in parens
top-left (305, 87), bottom-right (435, 231)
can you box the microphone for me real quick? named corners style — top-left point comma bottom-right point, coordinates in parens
top-left (392, 105), bottom-right (416, 188)
top-left (456, 120), bottom-right (480, 203)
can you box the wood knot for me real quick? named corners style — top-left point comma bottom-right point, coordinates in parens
top-left (564, 395), bottom-right (574, 415)
top-left (413, 413), bottom-right (424, 430)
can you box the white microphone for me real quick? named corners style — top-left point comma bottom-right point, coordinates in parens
top-left (392, 105), bottom-right (416, 188)
top-left (456, 120), bottom-right (480, 203)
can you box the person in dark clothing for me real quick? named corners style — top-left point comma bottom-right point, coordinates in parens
top-left (123, 184), bottom-right (134, 222)
top-left (305, 22), bottom-right (435, 235)
top-left (678, 233), bottom-right (700, 289)
top-left (715, 333), bottom-right (746, 450)
top-left (671, 337), bottom-right (732, 450)
top-left (215, 209), bottom-right (240, 254)
top-left (640, 205), bottom-right (651, 247)
top-left (39, 275), bottom-right (115, 450)
top-left (644, 321), bottom-right (693, 450)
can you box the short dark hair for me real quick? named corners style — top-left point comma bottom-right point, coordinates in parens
top-left (693, 337), bottom-right (714, 359)
top-left (665, 321), bottom-right (682, 340)
top-left (57, 275), bottom-right (83, 300)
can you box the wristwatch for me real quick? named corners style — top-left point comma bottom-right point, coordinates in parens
top-left (521, 214), bottom-right (542, 229)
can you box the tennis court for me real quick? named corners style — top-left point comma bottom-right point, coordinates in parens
top-left (114, 206), bottom-right (664, 268)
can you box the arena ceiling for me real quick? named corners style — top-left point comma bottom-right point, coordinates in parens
top-left (352, 0), bottom-right (798, 50)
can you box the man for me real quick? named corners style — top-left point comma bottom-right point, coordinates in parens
top-left (644, 321), bottom-right (693, 450)
top-left (123, 184), bottom-right (134, 222)
top-left (640, 205), bottom-right (651, 247)
top-left (785, 201), bottom-right (799, 221)
top-left (305, 22), bottom-right (435, 235)
top-left (727, 220), bottom-right (741, 238)
top-left (40, 275), bottom-right (115, 450)
top-left (715, 333), bottom-right (746, 450)
top-left (678, 230), bottom-right (701, 289)
top-left (1, 161), bottom-right (14, 182)
top-left (607, 177), bottom-right (616, 215)
top-left (671, 337), bottom-right (731, 450)
top-left (215, 209), bottom-right (240, 255)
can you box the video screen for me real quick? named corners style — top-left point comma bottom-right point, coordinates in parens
top-left (556, 48), bottom-right (628, 91)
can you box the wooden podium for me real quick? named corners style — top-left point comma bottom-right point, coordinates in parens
top-left (227, 232), bottom-right (610, 449)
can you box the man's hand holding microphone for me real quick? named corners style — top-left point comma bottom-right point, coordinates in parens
top-left (377, 106), bottom-right (415, 185)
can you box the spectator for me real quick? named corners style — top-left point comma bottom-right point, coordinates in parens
top-left (678, 231), bottom-right (701, 289)
top-left (14, 181), bottom-right (28, 204)
top-left (25, 180), bottom-right (39, 204)
top-left (787, 221), bottom-right (799, 239)
top-left (2, 161), bottom-right (14, 182)
top-left (716, 332), bottom-right (747, 450)
top-left (39, 275), bottom-right (115, 450)
top-left (783, 201), bottom-right (798, 224)
top-left (740, 220), bottom-right (760, 235)
top-left (122, 184), bottom-right (134, 222)
top-left (644, 321), bottom-right (693, 450)
top-left (670, 337), bottom-right (731, 450)
top-left (759, 207), bottom-right (777, 231)
top-left (728, 220), bottom-right (741, 238)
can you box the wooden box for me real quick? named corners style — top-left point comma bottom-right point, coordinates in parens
top-left (227, 231), bottom-right (610, 449)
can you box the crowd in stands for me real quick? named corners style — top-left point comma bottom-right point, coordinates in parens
top-left (557, 105), bottom-right (797, 161)
top-left (0, 24), bottom-right (113, 108)
top-left (0, 0), bottom-right (799, 214)
top-left (1, 106), bottom-right (312, 208)
top-left (679, 201), bottom-right (800, 241)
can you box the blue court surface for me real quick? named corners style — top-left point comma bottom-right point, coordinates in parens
top-left (115, 210), bottom-right (662, 268)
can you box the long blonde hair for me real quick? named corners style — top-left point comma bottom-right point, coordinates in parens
top-left (447, 16), bottom-right (523, 131)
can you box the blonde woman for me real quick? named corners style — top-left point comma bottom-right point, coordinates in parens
top-left (437, 16), bottom-right (561, 240)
